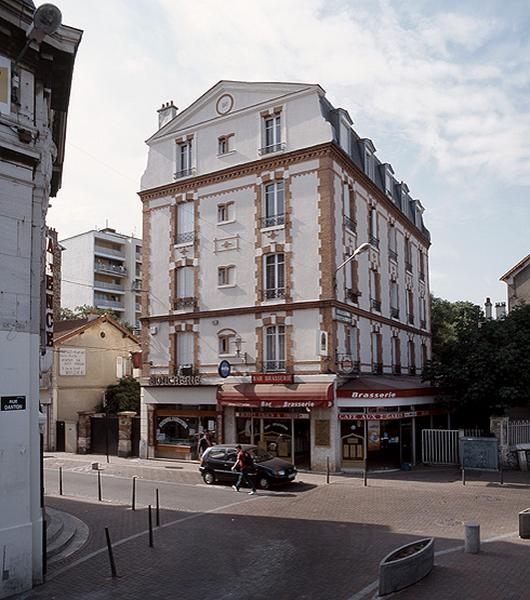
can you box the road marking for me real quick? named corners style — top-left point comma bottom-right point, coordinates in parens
top-left (348, 530), bottom-right (519, 600)
top-left (46, 496), bottom-right (258, 582)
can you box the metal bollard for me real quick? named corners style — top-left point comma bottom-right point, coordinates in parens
top-left (97, 469), bottom-right (102, 502)
top-left (156, 488), bottom-right (160, 527)
top-left (464, 521), bottom-right (480, 553)
top-left (461, 467), bottom-right (466, 486)
top-left (59, 466), bottom-right (63, 496)
top-left (500, 465), bottom-right (504, 485)
top-left (104, 527), bottom-right (118, 577)
top-left (132, 476), bottom-right (137, 511)
top-left (148, 505), bottom-right (154, 547)
top-left (326, 457), bottom-right (330, 485)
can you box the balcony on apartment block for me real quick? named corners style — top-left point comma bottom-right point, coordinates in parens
top-left (94, 243), bottom-right (125, 259)
top-left (94, 261), bottom-right (127, 277)
top-left (94, 279), bottom-right (125, 293)
top-left (94, 295), bottom-right (124, 311)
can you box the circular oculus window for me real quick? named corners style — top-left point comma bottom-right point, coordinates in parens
top-left (216, 94), bottom-right (234, 115)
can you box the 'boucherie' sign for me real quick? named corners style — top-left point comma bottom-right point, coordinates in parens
top-left (149, 375), bottom-right (202, 386)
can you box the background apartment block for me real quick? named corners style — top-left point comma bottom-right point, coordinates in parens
top-left (61, 227), bottom-right (142, 330)
top-left (139, 81), bottom-right (440, 472)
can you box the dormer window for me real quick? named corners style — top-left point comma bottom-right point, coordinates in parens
top-left (384, 164), bottom-right (395, 197)
top-left (362, 139), bottom-right (376, 180)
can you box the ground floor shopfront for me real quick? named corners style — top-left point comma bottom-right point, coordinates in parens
top-left (337, 376), bottom-right (447, 471)
top-left (141, 375), bottom-right (447, 471)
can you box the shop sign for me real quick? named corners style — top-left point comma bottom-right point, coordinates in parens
top-left (260, 400), bottom-right (330, 409)
top-left (339, 408), bottom-right (445, 421)
top-left (60, 348), bottom-right (86, 376)
top-left (158, 416), bottom-right (188, 429)
top-left (44, 234), bottom-right (55, 348)
top-left (334, 308), bottom-right (353, 324)
top-left (1, 396), bottom-right (26, 412)
top-left (149, 374), bottom-right (202, 386)
top-left (218, 360), bottom-right (231, 378)
top-left (235, 411), bottom-right (309, 420)
top-left (251, 373), bottom-right (294, 384)
top-left (351, 392), bottom-right (397, 399)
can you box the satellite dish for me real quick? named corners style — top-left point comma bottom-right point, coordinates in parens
top-left (27, 3), bottom-right (62, 42)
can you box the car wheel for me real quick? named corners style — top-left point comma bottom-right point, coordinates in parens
top-left (202, 470), bottom-right (216, 485)
top-left (257, 475), bottom-right (271, 490)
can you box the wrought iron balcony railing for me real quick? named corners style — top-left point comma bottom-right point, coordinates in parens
top-left (390, 307), bottom-right (400, 319)
top-left (260, 214), bottom-right (285, 229)
top-left (372, 362), bottom-right (383, 375)
top-left (345, 288), bottom-right (360, 304)
top-left (419, 271), bottom-right (425, 282)
top-left (258, 142), bottom-right (286, 155)
top-left (408, 313), bottom-right (414, 325)
top-left (173, 297), bottom-right (197, 310)
top-left (371, 298), bottom-right (382, 312)
top-left (175, 231), bottom-right (195, 245)
top-left (409, 365), bottom-right (417, 375)
top-left (261, 288), bottom-right (286, 301)
top-left (261, 360), bottom-right (287, 373)
top-left (405, 261), bottom-right (413, 273)
top-left (389, 249), bottom-right (398, 262)
top-left (420, 319), bottom-right (426, 330)
top-left (174, 167), bottom-right (196, 179)
top-left (369, 235), bottom-right (379, 249)
top-left (392, 364), bottom-right (402, 375)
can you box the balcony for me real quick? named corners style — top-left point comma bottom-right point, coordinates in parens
top-left (409, 365), bottom-right (417, 375)
top-left (94, 280), bottom-right (124, 293)
top-left (344, 215), bottom-right (357, 233)
top-left (420, 319), bottom-right (426, 330)
top-left (405, 261), bottom-right (413, 273)
top-left (94, 297), bottom-right (124, 310)
top-left (132, 279), bottom-right (142, 292)
top-left (419, 271), bottom-right (425, 282)
top-left (174, 167), bottom-right (196, 179)
top-left (261, 360), bottom-right (287, 373)
top-left (345, 288), bottom-right (360, 304)
top-left (390, 307), bottom-right (400, 319)
top-left (388, 249), bottom-right (398, 262)
top-left (261, 288), bottom-right (286, 301)
top-left (392, 364), bottom-right (402, 375)
top-left (260, 214), bottom-right (285, 229)
top-left (94, 262), bottom-right (127, 277)
top-left (173, 297), bottom-right (197, 310)
top-left (94, 244), bottom-right (124, 259)
top-left (371, 298), bottom-right (382, 312)
top-left (408, 313), bottom-right (414, 325)
top-left (336, 353), bottom-right (360, 375)
top-left (369, 235), bottom-right (380, 249)
top-left (258, 142), bottom-right (286, 156)
top-left (372, 362), bottom-right (383, 375)
top-left (175, 231), bottom-right (195, 246)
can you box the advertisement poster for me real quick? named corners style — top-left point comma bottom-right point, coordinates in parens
top-left (368, 421), bottom-right (380, 450)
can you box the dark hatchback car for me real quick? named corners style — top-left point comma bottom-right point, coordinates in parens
top-left (199, 444), bottom-right (297, 489)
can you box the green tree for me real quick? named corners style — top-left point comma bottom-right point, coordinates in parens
top-left (429, 298), bottom-right (530, 426)
top-left (104, 377), bottom-right (140, 414)
top-left (59, 305), bottom-right (133, 333)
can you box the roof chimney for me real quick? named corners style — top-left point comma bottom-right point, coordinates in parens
top-left (157, 101), bottom-right (178, 129)
top-left (484, 297), bottom-right (492, 319)
top-left (495, 302), bottom-right (506, 320)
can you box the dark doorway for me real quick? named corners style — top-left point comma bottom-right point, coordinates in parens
top-left (131, 416), bottom-right (140, 457)
top-left (56, 421), bottom-right (65, 452)
top-left (90, 415), bottom-right (119, 455)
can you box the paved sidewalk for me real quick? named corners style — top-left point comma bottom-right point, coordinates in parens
top-left (35, 453), bottom-right (530, 599)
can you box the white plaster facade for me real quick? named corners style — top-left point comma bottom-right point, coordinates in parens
top-left (0, 2), bottom-right (81, 597)
top-left (61, 228), bottom-right (142, 329)
top-left (139, 81), bottom-right (433, 473)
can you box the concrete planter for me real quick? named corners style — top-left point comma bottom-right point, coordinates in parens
top-left (379, 538), bottom-right (434, 596)
top-left (519, 509), bottom-right (530, 539)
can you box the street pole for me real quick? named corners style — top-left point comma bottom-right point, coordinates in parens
top-left (363, 408), bottom-right (368, 487)
top-left (105, 409), bottom-right (110, 464)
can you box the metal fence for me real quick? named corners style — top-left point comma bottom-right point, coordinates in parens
top-left (508, 420), bottom-right (530, 448)
top-left (422, 429), bottom-right (460, 465)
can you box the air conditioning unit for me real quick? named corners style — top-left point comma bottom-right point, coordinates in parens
top-left (179, 364), bottom-right (193, 376)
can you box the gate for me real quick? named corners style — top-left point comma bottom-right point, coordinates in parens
top-left (131, 416), bottom-right (140, 457)
top-left (90, 415), bottom-right (119, 456)
top-left (422, 429), bottom-right (460, 465)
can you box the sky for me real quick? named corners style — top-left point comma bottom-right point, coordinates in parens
top-left (49, 0), bottom-right (530, 307)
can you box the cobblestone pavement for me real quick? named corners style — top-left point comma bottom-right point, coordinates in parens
top-left (28, 453), bottom-right (530, 600)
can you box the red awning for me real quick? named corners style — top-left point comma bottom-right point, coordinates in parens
top-left (337, 376), bottom-right (438, 398)
top-left (218, 383), bottom-right (333, 408)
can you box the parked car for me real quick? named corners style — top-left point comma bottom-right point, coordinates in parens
top-left (199, 444), bottom-right (297, 489)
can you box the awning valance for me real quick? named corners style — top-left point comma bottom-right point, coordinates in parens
top-left (218, 383), bottom-right (333, 408)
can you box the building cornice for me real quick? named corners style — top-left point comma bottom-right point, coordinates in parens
top-left (140, 299), bottom-right (431, 338)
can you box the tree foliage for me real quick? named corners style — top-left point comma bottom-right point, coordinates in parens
top-left (105, 376), bottom-right (140, 414)
top-left (428, 297), bottom-right (530, 425)
top-left (59, 305), bottom-right (133, 332)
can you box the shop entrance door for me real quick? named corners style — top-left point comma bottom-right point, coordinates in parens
top-left (260, 419), bottom-right (292, 461)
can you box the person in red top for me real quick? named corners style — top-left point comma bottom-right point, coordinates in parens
top-left (231, 444), bottom-right (256, 495)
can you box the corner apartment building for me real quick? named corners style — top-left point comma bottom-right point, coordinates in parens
top-left (139, 81), bottom-right (442, 473)
top-left (0, 2), bottom-right (81, 597)
top-left (61, 227), bottom-right (142, 330)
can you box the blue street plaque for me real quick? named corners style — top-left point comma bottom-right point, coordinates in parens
top-left (218, 360), bottom-right (231, 378)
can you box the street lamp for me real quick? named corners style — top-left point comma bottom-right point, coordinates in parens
top-left (334, 242), bottom-right (376, 276)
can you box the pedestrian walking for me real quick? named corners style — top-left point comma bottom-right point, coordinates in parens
top-left (197, 432), bottom-right (212, 458)
top-left (231, 444), bottom-right (256, 495)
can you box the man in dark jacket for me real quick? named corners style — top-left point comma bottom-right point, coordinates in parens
top-left (232, 444), bottom-right (256, 495)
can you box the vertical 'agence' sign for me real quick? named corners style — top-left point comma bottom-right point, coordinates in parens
top-left (45, 235), bottom-right (54, 347)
